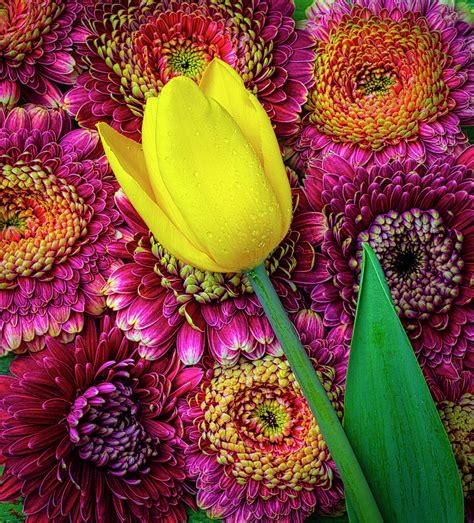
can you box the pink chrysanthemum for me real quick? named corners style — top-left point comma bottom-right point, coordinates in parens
top-left (302, 148), bottom-right (474, 377)
top-left (290, 0), bottom-right (473, 172)
top-left (64, 0), bottom-right (313, 140)
top-left (182, 309), bottom-right (346, 522)
top-left (105, 171), bottom-right (319, 366)
top-left (0, 316), bottom-right (201, 522)
top-left (424, 368), bottom-right (473, 519)
top-left (0, 0), bottom-right (82, 106)
top-left (0, 105), bottom-right (120, 354)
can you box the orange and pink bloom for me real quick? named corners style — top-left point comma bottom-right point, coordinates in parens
top-left (0, 105), bottom-right (120, 354)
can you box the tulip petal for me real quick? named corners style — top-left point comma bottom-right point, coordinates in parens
top-left (142, 97), bottom-right (204, 250)
top-left (154, 76), bottom-right (283, 272)
top-left (97, 123), bottom-right (227, 272)
top-left (200, 59), bottom-right (292, 238)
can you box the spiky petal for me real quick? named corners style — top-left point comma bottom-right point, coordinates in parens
top-left (0, 105), bottom-right (120, 354)
top-left (0, 316), bottom-right (201, 522)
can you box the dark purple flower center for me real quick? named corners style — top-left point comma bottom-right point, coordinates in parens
top-left (354, 209), bottom-right (464, 319)
top-left (67, 381), bottom-right (156, 476)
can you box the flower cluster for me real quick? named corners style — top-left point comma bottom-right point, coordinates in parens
top-left (0, 0), bottom-right (472, 520)
top-left (182, 310), bottom-right (347, 522)
top-left (65, 0), bottom-right (313, 140)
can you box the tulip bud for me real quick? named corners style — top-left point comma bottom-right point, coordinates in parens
top-left (97, 59), bottom-right (292, 273)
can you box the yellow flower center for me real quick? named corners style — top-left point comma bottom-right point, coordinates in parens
top-left (192, 357), bottom-right (344, 491)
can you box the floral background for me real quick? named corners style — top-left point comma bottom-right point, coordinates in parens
top-left (0, 0), bottom-right (472, 521)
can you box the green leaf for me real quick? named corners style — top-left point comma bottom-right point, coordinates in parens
top-left (305, 513), bottom-right (349, 522)
top-left (0, 469), bottom-right (24, 522)
top-left (0, 352), bottom-right (15, 376)
top-left (186, 507), bottom-right (220, 522)
top-left (343, 244), bottom-right (464, 522)
top-left (0, 501), bottom-right (24, 522)
top-left (462, 126), bottom-right (474, 145)
top-left (293, 0), bottom-right (314, 21)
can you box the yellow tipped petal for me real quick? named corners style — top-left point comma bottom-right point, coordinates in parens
top-left (155, 75), bottom-right (283, 271)
top-left (97, 122), bottom-right (227, 272)
top-left (200, 59), bottom-right (292, 238)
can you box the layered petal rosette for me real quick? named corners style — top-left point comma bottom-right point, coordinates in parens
top-left (424, 368), bottom-right (473, 518)
top-left (182, 309), bottom-right (347, 522)
top-left (291, 0), bottom-right (473, 171)
top-left (0, 0), bottom-right (82, 106)
top-left (0, 316), bottom-right (201, 522)
top-left (0, 105), bottom-right (120, 354)
top-left (105, 177), bottom-right (318, 366)
top-left (303, 148), bottom-right (474, 376)
top-left (64, 0), bottom-right (313, 140)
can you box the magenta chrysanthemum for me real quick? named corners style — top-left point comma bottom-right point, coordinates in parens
top-left (0, 0), bottom-right (82, 106)
top-left (291, 0), bottom-right (473, 172)
top-left (64, 0), bottom-right (313, 140)
top-left (0, 105), bottom-right (120, 354)
top-left (302, 148), bottom-right (474, 377)
top-left (182, 309), bottom-right (346, 522)
top-left (0, 316), bottom-right (201, 522)
top-left (105, 172), bottom-right (319, 366)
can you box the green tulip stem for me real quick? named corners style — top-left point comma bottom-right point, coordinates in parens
top-left (245, 263), bottom-right (383, 523)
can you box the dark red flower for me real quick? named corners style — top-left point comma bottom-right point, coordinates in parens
top-left (0, 316), bottom-right (201, 522)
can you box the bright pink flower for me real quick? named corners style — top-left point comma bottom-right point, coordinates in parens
top-left (182, 310), bottom-right (347, 522)
top-left (0, 316), bottom-right (201, 522)
top-left (0, 105), bottom-right (120, 354)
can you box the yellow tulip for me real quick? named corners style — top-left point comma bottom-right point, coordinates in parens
top-left (97, 59), bottom-right (292, 273)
